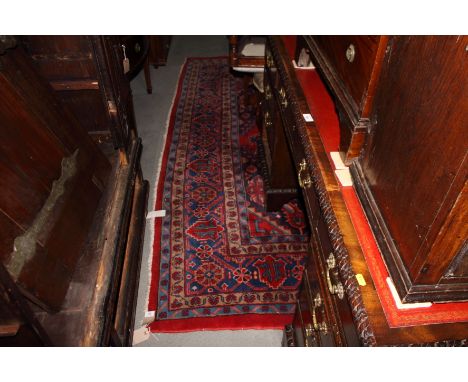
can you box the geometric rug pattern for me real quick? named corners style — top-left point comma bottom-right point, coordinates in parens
top-left (148, 57), bottom-right (308, 331)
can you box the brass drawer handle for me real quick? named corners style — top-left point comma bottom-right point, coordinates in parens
top-left (305, 322), bottom-right (314, 337)
top-left (346, 44), bottom-right (356, 63)
top-left (134, 42), bottom-right (141, 53)
top-left (297, 159), bottom-right (312, 189)
top-left (306, 292), bottom-right (328, 335)
top-left (279, 87), bottom-right (288, 108)
top-left (326, 253), bottom-right (345, 299)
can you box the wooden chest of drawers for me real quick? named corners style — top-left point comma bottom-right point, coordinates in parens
top-left (259, 43), bottom-right (299, 211)
top-left (265, 36), bottom-right (468, 347)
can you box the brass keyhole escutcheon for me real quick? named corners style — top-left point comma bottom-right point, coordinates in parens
top-left (346, 44), bottom-right (356, 63)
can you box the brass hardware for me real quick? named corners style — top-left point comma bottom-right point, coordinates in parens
top-left (266, 52), bottom-right (274, 68)
top-left (305, 323), bottom-right (315, 337)
top-left (265, 84), bottom-right (272, 100)
top-left (264, 111), bottom-right (272, 127)
top-left (346, 44), bottom-right (356, 62)
top-left (279, 87), bottom-right (288, 108)
top-left (326, 253), bottom-right (345, 299)
top-left (304, 324), bottom-right (318, 347)
top-left (297, 159), bottom-right (312, 189)
top-left (314, 293), bottom-right (322, 308)
top-left (107, 100), bottom-right (117, 114)
top-left (313, 292), bottom-right (328, 333)
top-left (134, 42), bottom-right (141, 53)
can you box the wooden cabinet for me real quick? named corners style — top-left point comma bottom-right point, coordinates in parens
top-left (301, 36), bottom-right (388, 163)
top-left (265, 36), bottom-right (468, 347)
top-left (20, 36), bottom-right (137, 151)
top-left (0, 36), bottom-right (148, 346)
top-left (352, 36), bottom-right (468, 303)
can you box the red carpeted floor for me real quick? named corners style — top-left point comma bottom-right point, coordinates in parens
top-left (148, 57), bottom-right (309, 332)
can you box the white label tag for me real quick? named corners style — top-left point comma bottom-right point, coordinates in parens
top-left (303, 113), bottom-right (313, 122)
top-left (146, 210), bottom-right (166, 219)
top-left (143, 310), bottom-right (156, 325)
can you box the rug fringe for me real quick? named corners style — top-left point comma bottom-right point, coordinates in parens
top-left (142, 60), bottom-right (188, 325)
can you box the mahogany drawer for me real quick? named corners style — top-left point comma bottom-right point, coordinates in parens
top-left (312, 214), bottom-right (361, 346)
top-left (312, 36), bottom-right (381, 112)
top-left (278, 106), bottom-right (321, 229)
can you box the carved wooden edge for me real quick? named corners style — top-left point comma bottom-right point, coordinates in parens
top-left (393, 339), bottom-right (467, 347)
top-left (282, 324), bottom-right (297, 347)
top-left (268, 36), bottom-right (377, 347)
top-left (82, 138), bottom-right (141, 346)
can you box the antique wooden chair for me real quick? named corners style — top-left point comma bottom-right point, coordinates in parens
top-left (228, 35), bottom-right (266, 102)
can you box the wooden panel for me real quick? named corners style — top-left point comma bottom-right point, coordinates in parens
top-left (56, 89), bottom-right (111, 133)
top-left (313, 36), bottom-right (380, 113)
top-left (359, 36), bottom-right (468, 296)
top-left (0, 66), bottom-right (65, 228)
top-left (0, 280), bottom-right (22, 337)
top-left (10, 150), bottom-right (103, 312)
top-left (114, 176), bottom-right (148, 346)
top-left (148, 36), bottom-right (172, 67)
top-left (0, 43), bottom-right (111, 311)
top-left (0, 212), bottom-right (24, 265)
top-left (21, 36), bottom-right (98, 81)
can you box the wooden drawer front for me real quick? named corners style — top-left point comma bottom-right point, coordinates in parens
top-left (295, 298), bottom-right (316, 347)
top-left (303, 264), bottom-right (335, 346)
top-left (313, 214), bottom-right (361, 346)
top-left (279, 109), bottom-right (321, 229)
top-left (313, 36), bottom-right (381, 112)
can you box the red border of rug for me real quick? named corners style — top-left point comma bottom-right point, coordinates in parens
top-left (148, 57), bottom-right (294, 332)
top-left (292, 53), bottom-right (468, 328)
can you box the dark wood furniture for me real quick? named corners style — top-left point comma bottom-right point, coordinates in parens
top-left (0, 36), bottom-right (148, 346)
top-left (260, 46), bottom-right (299, 211)
top-left (148, 36), bottom-right (171, 68)
top-left (119, 35), bottom-right (152, 94)
top-left (228, 35), bottom-right (265, 69)
top-left (263, 36), bottom-right (468, 347)
top-left (301, 36), bottom-right (388, 164)
top-left (20, 36), bottom-right (138, 153)
top-left (351, 36), bottom-right (468, 304)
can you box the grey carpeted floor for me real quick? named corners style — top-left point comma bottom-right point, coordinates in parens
top-left (130, 35), bottom-right (283, 347)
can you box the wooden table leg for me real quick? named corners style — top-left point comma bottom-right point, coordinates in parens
top-left (143, 56), bottom-right (152, 94)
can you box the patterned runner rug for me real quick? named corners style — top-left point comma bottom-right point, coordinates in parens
top-left (148, 57), bottom-right (308, 332)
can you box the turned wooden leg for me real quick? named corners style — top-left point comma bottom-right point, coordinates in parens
top-left (144, 57), bottom-right (152, 94)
